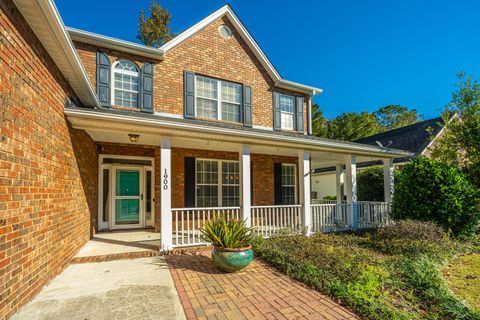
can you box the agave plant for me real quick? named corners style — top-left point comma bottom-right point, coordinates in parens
top-left (200, 217), bottom-right (253, 249)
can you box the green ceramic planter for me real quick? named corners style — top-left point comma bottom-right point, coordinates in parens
top-left (211, 246), bottom-right (253, 272)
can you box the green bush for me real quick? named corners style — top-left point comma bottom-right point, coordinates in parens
top-left (392, 156), bottom-right (479, 238)
top-left (357, 166), bottom-right (385, 201)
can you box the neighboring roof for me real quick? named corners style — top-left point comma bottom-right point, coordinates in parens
top-left (64, 106), bottom-right (412, 158)
top-left (13, 0), bottom-right (100, 108)
top-left (354, 117), bottom-right (444, 160)
top-left (313, 117), bottom-right (445, 173)
top-left (66, 4), bottom-right (322, 95)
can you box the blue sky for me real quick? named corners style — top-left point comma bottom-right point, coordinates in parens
top-left (56, 0), bottom-right (480, 119)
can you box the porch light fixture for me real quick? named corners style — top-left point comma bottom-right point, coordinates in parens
top-left (128, 134), bottom-right (140, 143)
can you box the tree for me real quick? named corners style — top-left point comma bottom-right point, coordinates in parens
top-left (311, 103), bottom-right (328, 137)
top-left (326, 112), bottom-right (382, 141)
top-left (374, 105), bottom-right (420, 130)
top-left (137, 1), bottom-right (175, 47)
top-left (391, 156), bottom-right (479, 238)
top-left (430, 72), bottom-right (480, 188)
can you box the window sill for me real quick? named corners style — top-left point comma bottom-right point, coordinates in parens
top-left (110, 105), bottom-right (141, 112)
top-left (193, 117), bottom-right (243, 126)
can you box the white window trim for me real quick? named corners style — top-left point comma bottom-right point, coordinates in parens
top-left (279, 93), bottom-right (295, 131)
top-left (281, 163), bottom-right (297, 204)
top-left (195, 158), bottom-right (240, 207)
top-left (194, 75), bottom-right (241, 123)
top-left (111, 60), bottom-right (140, 108)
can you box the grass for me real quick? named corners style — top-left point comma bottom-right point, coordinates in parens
top-left (443, 253), bottom-right (480, 311)
top-left (251, 220), bottom-right (480, 320)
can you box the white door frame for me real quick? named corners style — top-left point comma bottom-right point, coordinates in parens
top-left (97, 154), bottom-right (155, 231)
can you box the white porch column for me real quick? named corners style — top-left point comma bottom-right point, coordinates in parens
top-left (160, 137), bottom-right (172, 251)
top-left (345, 155), bottom-right (358, 229)
top-left (383, 158), bottom-right (394, 203)
top-left (239, 145), bottom-right (251, 227)
top-left (335, 164), bottom-right (343, 204)
top-left (298, 150), bottom-right (312, 235)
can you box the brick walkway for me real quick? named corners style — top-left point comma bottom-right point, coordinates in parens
top-left (166, 251), bottom-right (358, 320)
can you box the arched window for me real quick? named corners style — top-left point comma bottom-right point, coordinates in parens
top-left (112, 60), bottom-right (139, 108)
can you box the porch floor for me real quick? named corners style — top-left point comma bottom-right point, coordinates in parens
top-left (74, 229), bottom-right (160, 259)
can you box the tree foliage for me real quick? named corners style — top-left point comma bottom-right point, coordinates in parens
top-left (325, 112), bottom-right (382, 141)
top-left (391, 156), bottom-right (479, 238)
top-left (311, 104), bottom-right (419, 141)
top-left (137, 1), bottom-right (175, 47)
top-left (374, 105), bottom-right (420, 130)
top-left (430, 72), bottom-right (480, 188)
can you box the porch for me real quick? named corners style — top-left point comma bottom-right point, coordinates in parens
top-left (66, 108), bottom-right (404, 252)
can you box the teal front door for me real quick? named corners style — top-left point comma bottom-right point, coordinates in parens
top-left (113, 167), bottom-right (143, 229)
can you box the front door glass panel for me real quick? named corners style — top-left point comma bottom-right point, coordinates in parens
top-left (115, 170), bottom-right (140, 225)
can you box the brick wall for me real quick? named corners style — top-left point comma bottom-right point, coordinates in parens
top-left (0, 1), bottom-right (97, 318)
top-left (74, 16), bottom-right (309, 131)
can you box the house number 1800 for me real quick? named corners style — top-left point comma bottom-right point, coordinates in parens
top-left (163, 169), bottom-right (168, 190)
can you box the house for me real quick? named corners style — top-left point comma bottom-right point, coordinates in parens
top-left (311, 117), bottom-right (445, 201)
top-left (0, 0), bottom-right (410, 318)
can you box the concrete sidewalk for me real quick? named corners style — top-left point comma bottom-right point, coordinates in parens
top-left (11, 257), bottom-right (185, 320)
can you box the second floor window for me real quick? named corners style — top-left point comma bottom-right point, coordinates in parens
top-left (280, 94), bottom-right (295, 130)
top-left (195, 75), bottom-right (241, 122)
top-left (113, 61), bottom-right (139, 108)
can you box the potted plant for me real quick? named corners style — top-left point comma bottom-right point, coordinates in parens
top-left (200, 217), bottom-right (254, 272)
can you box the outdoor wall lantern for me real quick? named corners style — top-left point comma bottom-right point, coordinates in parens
top-left (128, 134), bottom-right (140, 143)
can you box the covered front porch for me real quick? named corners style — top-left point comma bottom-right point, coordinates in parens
top-left (66, 108), bottom-right (405, 251)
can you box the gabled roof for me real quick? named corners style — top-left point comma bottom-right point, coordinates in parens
top-left (13, 0), bottom-right (100, 108)
top-left (354, 117), bottom-right (444, 157)
top-left (66, 4), bottom-right (322, 95)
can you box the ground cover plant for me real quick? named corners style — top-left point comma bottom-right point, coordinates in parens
top-left (252, 220), bottom-right (480, 319)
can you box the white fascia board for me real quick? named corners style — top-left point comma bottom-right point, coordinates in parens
top-left (159, 5), bottom-right (282, 81)
top-left (275, 79), bottom-right (323, 95)
top-left (67, 27), bottom-right (163, 60)
top-left (13, 0), bottom-right (101, 108)
top-left (64, 108), bottom-right (412, 158)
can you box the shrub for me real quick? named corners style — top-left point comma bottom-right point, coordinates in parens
top-left (392, 156), bottom-right (479, 238)
top-left (200, 218), bottom-right (253, 248)
top-left (374, 219), bottom-right (447, 243)
top-left (357, 166), bottom-right (385, 201)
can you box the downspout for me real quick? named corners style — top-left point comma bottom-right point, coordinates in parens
top-left (307, 95), bottom-right (313, 135)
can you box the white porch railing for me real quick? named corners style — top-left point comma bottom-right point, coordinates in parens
top-left (311, 199), bottom-right (343, 205)
top-left (169, 202), bottom-right (391, 248)
top-left (171, 207), bottom-right (240, 247)
top-left (311, 201), bottom-right (392, 233)
top-left (357, 201), bottom-right (392, 229)
top-left (251, 205), bottom-right (303, 237)
top-left (311, 203), bottom-right (351, 233)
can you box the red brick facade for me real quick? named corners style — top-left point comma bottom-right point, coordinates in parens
top-left (0, 1), bottom-right (98, 318)
top-left (74, 16), bottom-right (309, 131)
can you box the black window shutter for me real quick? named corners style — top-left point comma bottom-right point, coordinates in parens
top-left (140, 63), bottom-right (154, 114)
top-left (274, 163), bottom-right (283, 205)
top-left (243, 85), bottom-right (252, 127)
top-left (96, 51), bottom-right (110, 107)
top-left (184, 157), bottom-right (196, 207)
top-left (184, 71), bottom-right (195, 119)
top-left (273, 92), bottom-right (281, 130)
top-left (295, 96), bottom-right (305, 133)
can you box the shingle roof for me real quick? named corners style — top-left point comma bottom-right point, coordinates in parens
top-left (354, 117), bottom-right (444, 156)
top-left (314, 117), bottom-right (444, 173)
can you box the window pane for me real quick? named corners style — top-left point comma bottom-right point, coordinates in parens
top-left (221, 102), bottom-right (240, 122)
top-left (221, 81), bottom-right (241, 104)
top-left (280, 94), bottom-right (294, 113)
top-left (222, 186), bottom-right (239, 206)
top-left (196, 98), bottom-right (218, 120)
top-left (196, 76), bottom-right (217, 99)
top-left (281, 113), bottom-right (294, 130)
top-left (197, 185), bottom-right (218, 207)
top-left (281, 164), bottom-right (296, 204)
